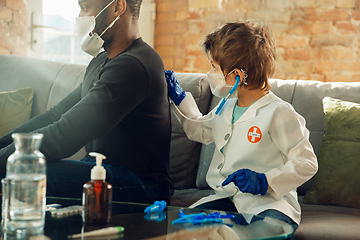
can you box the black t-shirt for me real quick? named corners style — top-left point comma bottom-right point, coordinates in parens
top-left (0, 38), bottom-right (174, 202)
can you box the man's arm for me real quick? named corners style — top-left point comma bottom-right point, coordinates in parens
top-left (32, 55), bottom-right (148, 161)
top-left (0, 84), bottom-right (83, 149)
top-left (0, 84), bottom-right (82, 175)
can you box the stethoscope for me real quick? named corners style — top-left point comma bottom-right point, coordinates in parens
top-left (215, 75), bottom-right (241, 115)
top-left (172, 75), bottom-right (241, 123)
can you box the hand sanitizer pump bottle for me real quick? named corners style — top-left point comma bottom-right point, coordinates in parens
top-left (82, 152), bottom-right (112, 224)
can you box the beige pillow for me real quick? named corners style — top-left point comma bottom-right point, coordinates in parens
top-left (303, 97), bottom-right (360, 208)
top-left (0, 88), bottom-right (34, 137)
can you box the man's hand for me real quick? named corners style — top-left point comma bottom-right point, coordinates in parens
top-left (222, 168), bottom-right (268, 195)
top-left (164, 70), bottom-right (186, 106)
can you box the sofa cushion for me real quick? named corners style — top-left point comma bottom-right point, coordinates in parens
top-left (171, 188), bottom-right (214, 207)
top-left (170, 73), bottom-right (212, 190)
top-left (296, 196), bottom-right (360, 239)
top-left (286, 80), bottom-right (360, 196)
top-left (290, 81), bottom-right (360, 159)
top-left (0, 55), bottom-right (86, 161)
top-left (0, 87), bottom-right (34, 136)
top-left (197, 141), bottom-right (216, 189)
top-left (302, 97), bottom-right (360, 208)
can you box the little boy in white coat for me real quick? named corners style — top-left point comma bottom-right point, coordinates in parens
top-left (165, 20), bottom-right (318, 238)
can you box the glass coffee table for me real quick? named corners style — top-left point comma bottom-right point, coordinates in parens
top-left (1, 197), bottom-right (293, 240)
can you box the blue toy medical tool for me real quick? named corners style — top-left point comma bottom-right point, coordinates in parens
top-left (144, 200), bottom-right (167, 213)
top-left (172, 209), bottom-right (235, 225)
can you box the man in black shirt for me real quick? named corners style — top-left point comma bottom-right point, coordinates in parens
top-left (0, 0), bottom-right (174, 204)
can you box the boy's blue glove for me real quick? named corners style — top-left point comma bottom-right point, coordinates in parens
top-left (164, 70), bottom-right (186, 106)
top-left (222, 168), bottom-right (268, 196)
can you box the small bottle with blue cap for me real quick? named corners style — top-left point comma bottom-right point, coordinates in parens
top-left (83, 152), bottom-right (113, 224)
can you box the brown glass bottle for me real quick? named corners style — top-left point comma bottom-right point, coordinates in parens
top-left (83, 179), bottom-right (113, 225)
top-left (82, 152), bottom-right (112, 225)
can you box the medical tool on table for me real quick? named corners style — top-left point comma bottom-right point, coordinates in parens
top-left (172, 209), bottom-right (235, 225)
top-left (144, 200), bottom-right (167, 213)
top-left (68, 226), bottom-right (124, 239)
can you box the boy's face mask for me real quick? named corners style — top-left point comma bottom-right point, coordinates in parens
top-left (207, 69), bottom-right (237, 98)
top-left (75, 0), bottom-right (120, 57)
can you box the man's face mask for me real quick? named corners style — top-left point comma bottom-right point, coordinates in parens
top-left (75, 0), bottom-right (120, 57)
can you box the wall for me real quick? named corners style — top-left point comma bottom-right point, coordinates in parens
top-left (154, 0), bottom-right (189, 73)
top-left (1, 0), bottom-right (359, 82)
top-left (154, 0), bottom-right (360, 82)
top-left (0, 0), bottom-right (27, 55)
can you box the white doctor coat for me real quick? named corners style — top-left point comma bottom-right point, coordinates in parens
top-left (172, 91), bottom-right (318, 224)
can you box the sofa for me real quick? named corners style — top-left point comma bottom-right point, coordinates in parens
top-left (1, 54), bottom-right (360, 239)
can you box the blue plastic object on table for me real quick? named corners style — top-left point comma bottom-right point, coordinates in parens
top-left (172, 209), bottom-right (235, 225)
top-left (144, 200), bottom-right (167, 214)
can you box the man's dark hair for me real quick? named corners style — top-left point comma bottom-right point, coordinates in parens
top-left (104, 0), bottom-right (142, 19)
top-left (126, 0), bottom-right (142, 19)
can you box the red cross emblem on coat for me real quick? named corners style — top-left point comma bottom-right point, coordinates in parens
top-left (247, 126), bottom-right (262, 143)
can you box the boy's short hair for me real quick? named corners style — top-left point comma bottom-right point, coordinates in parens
top-left (201, 19), bottom-right (276, 91)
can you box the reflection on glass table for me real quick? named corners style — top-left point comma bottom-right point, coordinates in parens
top-left (1, 197), bottom-right (293, 240)
top-left (146, 209), bottom-right (293, 240)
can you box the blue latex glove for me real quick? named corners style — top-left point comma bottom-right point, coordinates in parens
top-left (222, 168), bottom-right (268, 195)
top-left (164, 70), bottom-right (186, 106)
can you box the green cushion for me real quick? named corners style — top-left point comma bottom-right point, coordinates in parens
top-left (0, 88), bottom-right (34, 137)
top-left (303, 97), bottom-right (360, 208)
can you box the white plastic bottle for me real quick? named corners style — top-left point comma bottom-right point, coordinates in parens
top-left (5, 133), bottom-right (46, 234)
top-left (82, 152), bottom-right (113, 225)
